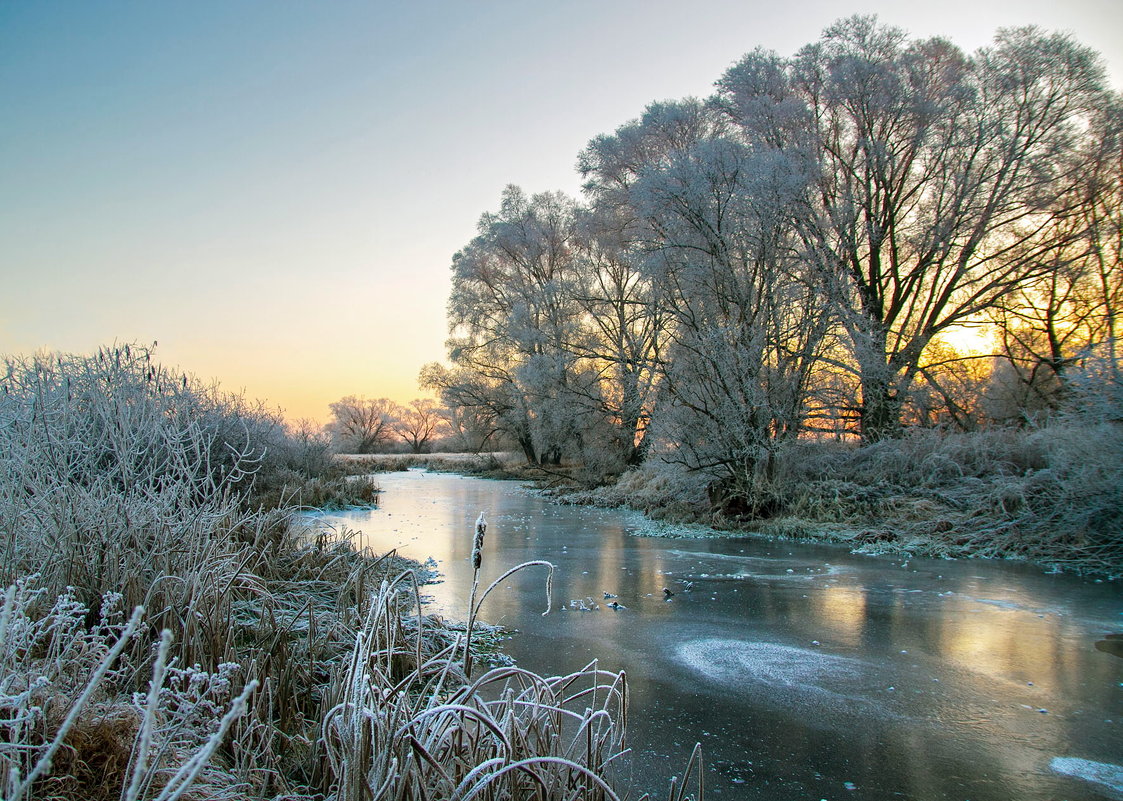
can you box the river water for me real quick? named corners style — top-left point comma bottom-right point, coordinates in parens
top-left (315, 471), bottom-right (1123, 801)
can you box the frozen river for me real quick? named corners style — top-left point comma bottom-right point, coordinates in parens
top-left (316, 471), bottom-right (1122, 801)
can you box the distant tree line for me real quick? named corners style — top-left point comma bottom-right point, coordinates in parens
top-left (421, 18), bottom-right (1120, 495)
top-left (323, 396), bottom-right (460, 454)
top-left (322, 395), bottom-right (504, 455)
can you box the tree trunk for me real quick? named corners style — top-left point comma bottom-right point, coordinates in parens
top-left (859, 380), bottom-right (903, 442)
top-left (518, 435), bottom-right (537, 465)
top-left (855, 323), bottom-right (904, 442)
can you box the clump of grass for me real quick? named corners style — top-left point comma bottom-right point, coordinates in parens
top-left (553, 461), bottom-right (710, 523)
top-left (248, 469), bottom-right (381, 511)
top-left (320, 571), bottom-right (641, 801)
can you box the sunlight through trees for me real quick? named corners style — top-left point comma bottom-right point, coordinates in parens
top-left (430, 17), bottom-right (1121, 496)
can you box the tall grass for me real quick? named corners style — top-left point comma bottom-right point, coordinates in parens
top-left (569, 422), bottom-right (1122, 574)
top-left (320, 572), bottom-right (635, 801)
top-left (0, 347), bottom-right (681, 800)
top-left (764, 424), bottom-right (1123, 572)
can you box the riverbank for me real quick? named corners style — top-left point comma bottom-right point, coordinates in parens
top-left (540, 426), bottom-right (1123, 578)
top-left (337, 451), bottom-right (528, 479)
top-left (336, 427), bottom-right (1123, 577)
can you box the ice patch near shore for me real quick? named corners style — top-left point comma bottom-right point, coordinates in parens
top-left (666, 550), bottom-right (844, 580)
top-left (667, 549), bottom-right (807, 565)
top-left (676, 638), bottom-right (861, 690)
top-left (969, 597), bottom-right (1064, 617)
top-left (668, 549), bottom-right (770, 562)
top-left (1050, 757), bottom-right (1123, 797)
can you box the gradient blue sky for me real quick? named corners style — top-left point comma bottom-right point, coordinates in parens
top-left (2, 1), bottom-right (1120, 422)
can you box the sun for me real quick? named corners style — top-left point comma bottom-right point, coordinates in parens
top-left (940, 324), bottom-right (994, 356)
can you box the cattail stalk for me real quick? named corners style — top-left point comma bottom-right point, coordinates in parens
top-left (464, 513), bottom-right (487, 674)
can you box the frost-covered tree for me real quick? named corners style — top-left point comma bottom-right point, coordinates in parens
top-left (326, 395), bottom-right (397, 453)
top-left (392, 398), bottom-right (450, 453)
top-left (1082, 97), bottom-right (1123, 366)
top-left (576, 101), bottom-right (732, 468)
top-left (988, 95), bottom-right (1123, 417)
top-left (420, 362), bottom-right (510, 452)
top-left (580, 99), bottom-right (729, 221)
top-left (638, 135), bottom-right (831, 493)
top-left (566, 208), bottom-right (665, 467)
top-left (1081, 97), bottom-right (1123, 367)
top-left (716, 18), bottom-right (1111, 440)
top-left (580, 100), bottom-right (833, 490)
top-left (440, 397), bottom-right (503, 453)
top-left (445, 186), bottom-right (585, 464)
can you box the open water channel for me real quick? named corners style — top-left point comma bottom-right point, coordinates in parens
top-left (315, 471), bottom-right (1122, 801)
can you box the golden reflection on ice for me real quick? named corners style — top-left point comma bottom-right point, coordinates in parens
top-left (935, 579), bottom-right (1069, 687)
top-left (811, 584), bottom-right (868, 646)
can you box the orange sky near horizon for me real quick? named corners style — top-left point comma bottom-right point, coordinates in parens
top-left (2, 1), bottom-right (1120, 423)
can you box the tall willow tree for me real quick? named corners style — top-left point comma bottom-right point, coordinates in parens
top-left (435, 185), bottom-right (665, 470)
top-left (1081, 98), bottom-right (1123, 367)
top-left (638, 139), bottom-right (830, 492)
top-left (569, 208), bottom-right (664, 467)
top-left (987, 96), bottom-right (1123, 415)
top-left (716, 17), bottom-right (1110, 440)
top-left (580, 101), bottom-right (833, 491)
top-left (577, 100), bottom-right (732, 465)
top-left (439, 186), bottom-right (584, 465)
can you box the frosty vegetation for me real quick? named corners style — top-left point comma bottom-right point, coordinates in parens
top-left (422, 18), bottom-right (1122, 573)
top-left (0, 346), bottom-right (660, 800)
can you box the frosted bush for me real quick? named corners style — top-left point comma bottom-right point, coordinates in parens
top-left (0, 577), bottom-right (257, 801)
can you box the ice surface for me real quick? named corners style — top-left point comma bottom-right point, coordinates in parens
top-left (1050, 757), bottom-right (1123, 797)
top-left (676, 638), bottom-right (862, 691)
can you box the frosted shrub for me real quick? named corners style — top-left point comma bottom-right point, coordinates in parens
top-left (138, 661), bottom-right (243, 755)
top-left (1022, 420), bottom-right (1123, 568)
top-left (0, 347), bottom-right (267, 607)
top-left (123, 636), bottom-right (256, 801)
top-left (0, 580), bottom-right (140, 801)
top-left (569, 458), bottom-right (710, 520)
top-left (756, 422), bottom-right (1122, 571)
top-left (0, 578), bottom-right (256, 801)
top-left (1063, 348), bottom-right (1123, 426)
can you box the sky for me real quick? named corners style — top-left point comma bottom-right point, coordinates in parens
top-left (2, 1), bottom-right (1121, 424)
